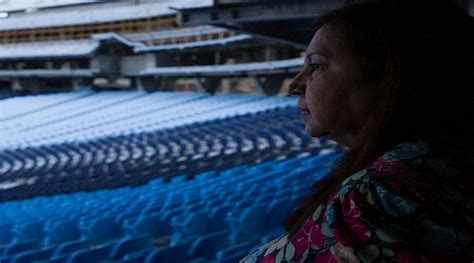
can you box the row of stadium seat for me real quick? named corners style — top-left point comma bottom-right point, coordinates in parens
top-left (0, 90), bottom-right (18, 101)
top-left (1, 91), bottom-right (296, 149)
top-left (0, 150), bottom-right (340, 263)
top-left (1, 107), bottom-right (330, 201)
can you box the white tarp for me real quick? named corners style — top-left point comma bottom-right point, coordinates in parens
top-left (0, 0), bottom-right (212, 31)
top-left (140, 57), bottom-right (304, 76)
top-left (0, 40), bottom-right (99, 60)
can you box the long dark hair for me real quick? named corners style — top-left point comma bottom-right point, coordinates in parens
top-left (285, 0), bottom-right (474, 235)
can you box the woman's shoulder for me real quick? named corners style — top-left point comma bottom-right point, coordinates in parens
top-left (328, 141), bottom-right (474, 261)
top-left (335, 141), bottom-right (433, 207)
top-left (338, 140), bottom-right (473, 218)
top-left (241, 141), bottom-right (474, 262)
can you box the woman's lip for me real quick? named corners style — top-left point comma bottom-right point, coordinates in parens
top-left (299, 108), bottom-right (310, 114)
top-left (300, 109), bottom-right (310, 121)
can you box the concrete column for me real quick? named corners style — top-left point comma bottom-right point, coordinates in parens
top-left (45, 61), bottom-right (54, 70)
top-left (72, 79), bottom-right (80, 91)
top-left (254, 75), bottom-right (286, 95)
top-left (12, 79), bottom-right (23, 91)
top-left (214, 51), bottom-right (221, 65)
top-left (197, 77), bottom-right (220, 94)
top-left (264, 46), bottom-right (275, 61)
top-left (135, 76), bottom-right (162, 92)
top-left (90, 55), bottom-right (119, 75)
top-left (144, 53), bottom-right (157, 69)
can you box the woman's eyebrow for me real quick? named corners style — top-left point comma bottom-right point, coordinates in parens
top-left (305, 52), bottom-right (327, 61)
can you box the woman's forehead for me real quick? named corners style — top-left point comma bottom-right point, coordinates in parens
top-left (306, 24), bottom-right (341, 58)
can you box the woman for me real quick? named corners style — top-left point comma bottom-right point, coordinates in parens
top-left (241, 0), bottom-right (474, 262)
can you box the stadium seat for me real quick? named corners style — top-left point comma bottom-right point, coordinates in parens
top-left (79, 216), bottom-right (123, 244)
top-left (0, 239), bottom-right (42, 258)
top-left (123, 213), bottom-right (172, 238)
top-left (264, 197), bottom-right (293, 232)
top-left (215, 241), bottom-right (258, 263)
top-left (187, 230), bottom-right (230, 260)
top-left (43, 219), bottom-right (80, 245)
top-left (66, 241), bottom-right (115, 263)
top-left (144, 239), bottom-right (194, 263)
top-left (0, 223), bottom-right (13, 244)
top-left (227, 203), bottom-right (268, 244)
top-left (9, 246), bottom-right (56, 263)
top-left (108, 235), bottom-right (153, 259)
top-left (170, 210), bottom-right (210, 244)
top-left (53, 239), bottom-right (90, 257)
top-left (120, 247), bottom-right (155, 263)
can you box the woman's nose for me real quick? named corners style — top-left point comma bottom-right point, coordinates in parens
top-left (288, 67), bottom-right (309, 96)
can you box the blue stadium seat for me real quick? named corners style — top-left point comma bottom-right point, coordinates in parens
top-left (170, 210), bottom-right (210, 244)
top-left (66, 241), bottom-right (115, 263)
top-left (12, 221), bottom-right (44, 242)
top-left (186, 258), bottom-right (209, 263)
top-left (215, 241), bottom-right (258, 263)
top-left (0, 223), bottom-right (13, 244)
top-left (187, 230), bottom-right (230, 260)
top-left (120, 247), bottom-right (155, 263)
top-left (123, 213), bottom-right (172, 238)
top-left (144, 239), bottom-right (194, 263)
top-left (227, 203), bottom-right (268, 244)
top-left (35, 254), bottom-right (70, 263)
top-left (264, 197), bottom-right (293, 232)
top-left (0, 239), bottom-right (42, 258)
top-left (9, 246), bottom-right (56, 263)
top-left (79, 216), bottom-right (123, 244)
top-left (43, 219), bottom-right (80, 245)
top-left (208, 204), bottom-right (234, 232)
top-left (108, 235), bottom-right (153, 260)
top-left (53, 240), bottom-right (90, 257)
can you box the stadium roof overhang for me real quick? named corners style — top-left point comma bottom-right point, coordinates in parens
top-left (174, 0), bottom-right (348, 49)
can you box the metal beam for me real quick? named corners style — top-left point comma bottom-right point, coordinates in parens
top-left (176, 0), bottom-right (346, 45)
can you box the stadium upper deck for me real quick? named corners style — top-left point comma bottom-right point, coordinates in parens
top-left (0, 0), bottom-right (307, 94)
top-left (0, 0), bottom-right (211, 43)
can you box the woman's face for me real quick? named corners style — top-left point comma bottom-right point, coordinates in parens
top-left (290, 24), bottom-right (374, 147)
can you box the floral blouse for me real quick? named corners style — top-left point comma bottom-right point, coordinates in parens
top-left (241, 142), bottom-right (474, 262)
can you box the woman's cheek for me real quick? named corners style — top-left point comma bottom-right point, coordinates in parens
top-left (308, 82), bottom-right (327, 107)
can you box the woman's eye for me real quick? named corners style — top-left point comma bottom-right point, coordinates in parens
top-left (310, 63), bottom-right (322, 72)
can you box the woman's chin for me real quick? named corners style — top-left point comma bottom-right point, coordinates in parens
top-left (305, 123), bottom-right (328, 138)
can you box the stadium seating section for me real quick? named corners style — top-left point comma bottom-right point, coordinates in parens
top-left (0, 90), bottom-right (18, 101)
top-left (0, 91), bottom-right (342, 262)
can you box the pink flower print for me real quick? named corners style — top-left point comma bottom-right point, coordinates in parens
top-left (290, 218), bottom-right (326, 258)
top-left (309, 223), bottom-right (325, 249)
top-left (329, 242), bottom-right (360, 263)
top-left (333, 192), bottom-right (371, 246)
top-left (312, 251), bottom-right (338, 263)
top-left (370, 158), bottom-right (410, 177)
top-left (328, 190), bottom-right (339, 200)
top-left (373, 156), bottom-right (397, 167)
top-left (261, 254), bottom-right (275, 263)
top-left (290, 224), bottom-right (311, 257)
top-left (406, 176), bottom-right (439, 203)
top-left (341, 193), bottom-right (362, 218)
top-left (398, 250), bottom-right (426, 263)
